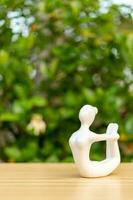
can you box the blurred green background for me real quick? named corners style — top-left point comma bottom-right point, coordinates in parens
top-left (0, 0), bottom-right (133, 162)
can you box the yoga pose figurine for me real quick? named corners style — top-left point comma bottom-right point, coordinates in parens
top-left (69, 105), bottom-right (120, 178)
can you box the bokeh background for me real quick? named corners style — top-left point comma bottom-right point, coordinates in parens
top-left (0, 0), bottom-right (133, 162)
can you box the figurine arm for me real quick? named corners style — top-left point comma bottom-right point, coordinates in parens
top-left (91, 123), bottom-right (119, 142)
top-left (91, 133), bottom-right (119, 142)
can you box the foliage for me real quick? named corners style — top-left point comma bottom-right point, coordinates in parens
top-left (0, 0), bottom-right (133, 162)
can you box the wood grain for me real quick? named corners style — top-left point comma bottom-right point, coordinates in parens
top-left (0, 163), bottom-right (132, 200)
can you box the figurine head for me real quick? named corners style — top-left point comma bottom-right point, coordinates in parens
top-left (79, 105), bottom-right (98, 127)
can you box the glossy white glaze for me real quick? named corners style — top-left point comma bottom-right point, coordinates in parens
top-left (69, 105), bottom-right (120, 177)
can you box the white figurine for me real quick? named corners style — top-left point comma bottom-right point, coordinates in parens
top-left (69, 105), bottom-right (120, 178)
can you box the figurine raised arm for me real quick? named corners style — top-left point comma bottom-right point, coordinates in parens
top-left (69, 105), bottom-right (120, 178)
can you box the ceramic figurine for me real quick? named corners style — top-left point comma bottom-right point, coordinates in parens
top-left (69, 105), bottom-right (120, 178)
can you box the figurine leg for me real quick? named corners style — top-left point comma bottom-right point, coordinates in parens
top-left (106, 123), bottom-right (120, 160)
top-left (106, 140), bottom-right (120, 159)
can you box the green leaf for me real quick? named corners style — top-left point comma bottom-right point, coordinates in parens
top-left (0, 112), bottom-right (18, 122)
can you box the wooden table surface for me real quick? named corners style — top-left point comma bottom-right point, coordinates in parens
top-left (0, 163), bottom-right (132, 200)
